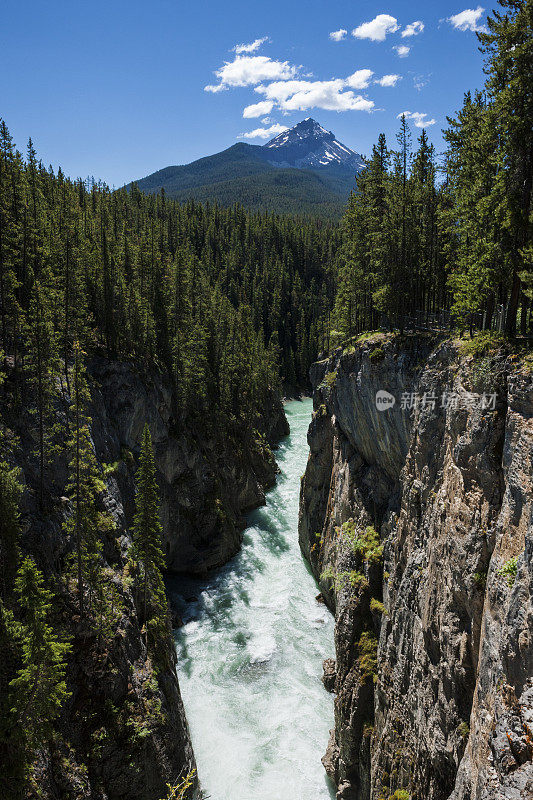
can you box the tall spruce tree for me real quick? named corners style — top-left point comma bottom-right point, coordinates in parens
top-left (63, 343), bottom-right (103, 616)
top-left (0, 462), bottom-right (22, 601)
top-left (25, 278), bottom-right (59, 509)
top-left (132, 423), bottom-right (167, 653)
top-left (3, 557), bottom-right (70, 786)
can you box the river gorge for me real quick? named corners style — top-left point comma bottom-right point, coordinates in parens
top-left (171, 399), bottom-right (336, 800)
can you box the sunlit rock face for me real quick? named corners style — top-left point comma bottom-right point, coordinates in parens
top-left (300, 335), bottom-right (533, 800)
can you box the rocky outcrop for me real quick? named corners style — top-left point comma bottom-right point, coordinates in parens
top-left (299, 334), bottom-right (532, 800)
top-left (90, 359), bottom-right (288, 574)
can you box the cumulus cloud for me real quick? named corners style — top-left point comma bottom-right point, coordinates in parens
top-left (345, 69), bottom-right (374, 89)
top-left (233, 36), bottom-right (269, 54)
top-left (329, 28), bottom-right (347, 41)
top-left (242, 100), bottom-right (275, 118)
top-left (239, 123), bottom-right (289, 139)
top-left (376, 74), bottom-right (401, 87)
top-left (353, 14), bottom-right (399, 41)
top-left (448, 6), bottom-right (486, 31)
top-left (401, 20), bottom-right (424, 37)
top-left (205, 45), bottom-right (376, 117)
top-left (398, 110), bottom-right (436, 128)
top-left (255, 78), bottom-right (374, 112)
top-left (393, 44), bottom-right (411, 57)
top-left (205, 54), bottom-right (298, 92)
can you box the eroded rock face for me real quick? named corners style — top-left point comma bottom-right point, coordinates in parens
top-left (299, 336), bottom-right (533, 800)
top-left (90, 359), bottom-right (288, 574)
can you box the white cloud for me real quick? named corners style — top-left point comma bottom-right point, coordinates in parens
top-left (401, 20), bottom-right (424, 37)
top-left (206, 48), bottom-right (376, 117)
top-left (345, 69), bottom-right (374, 89)
top-left (398, 110), bottom-right (436, 128)
top-left (413, 73), bottom-right (431, 91)
top-left (261, 116), bottom-right (272, 124)
top-left (329, 28), bottom-right (348, 41)
top-left (233, 36), bottom-right (269, 54)
top-left (448, 7), bottom-right (486, 31)
top-left (239, 123), bottom-right (289, 139)
top-left (243, 100), bottom-right (275, 118)
top-left (255, 79), bottom-right (374, 112)
top-left (393, 44), bottom-right (411, 57)
top-left (376, 74), bottom-right (401, 87)
top-left (205, 54), bottom-right (297, 93)
top-left (353, 14), bottom-right (399, 41)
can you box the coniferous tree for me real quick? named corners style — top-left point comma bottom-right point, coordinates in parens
top-left (63, 343), bottom-right (103, 616)
top-left (25, 278), bottom-right (59, 509)
top-left (0, 462), bottom-right (22, 600)
top-left (131, 423), bottom-right (167, 654)
top-left (1, 557), bottom-right (70, 791)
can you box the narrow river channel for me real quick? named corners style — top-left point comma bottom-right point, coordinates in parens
top-left (171, 399), bottom-right (335, 800)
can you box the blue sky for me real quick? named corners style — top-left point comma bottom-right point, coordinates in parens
top-left (1, 0), bottom-right (489, 186)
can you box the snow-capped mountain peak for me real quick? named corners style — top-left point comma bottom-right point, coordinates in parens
top-left (263, 118), bottom-right (363, 172)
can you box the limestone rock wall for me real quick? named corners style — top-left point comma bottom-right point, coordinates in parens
top-left (299, 336), bottom-right (532, 800)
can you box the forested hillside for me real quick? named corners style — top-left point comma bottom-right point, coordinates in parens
top-left (129, 143), bottom-right (349, 218)
top-left (333, 0), bottom-right (532, 341)
top-left (129, 119), bottom-right (364, 219)
top-left (0, 121), bottom-right (336, 798)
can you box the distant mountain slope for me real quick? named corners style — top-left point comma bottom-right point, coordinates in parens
top-left (129, 118), bottom-right (364, 217)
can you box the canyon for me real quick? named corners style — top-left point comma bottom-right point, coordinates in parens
top-left (2, 356), bottom-right (287, 800)
top-left (6, 334), bottom-right (532, 800)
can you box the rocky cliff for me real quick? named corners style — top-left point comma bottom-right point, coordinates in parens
top-left (2, 357), bottom-right (288, 800)
top-left (299, 334), bottom-right (532, 800)
top-left (89, 358), bottom-right (288, 575)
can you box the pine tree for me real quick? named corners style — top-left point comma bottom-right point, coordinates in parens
top-left (63, 343), bottom-right (103, 616)
top-left (0, 121), bottom-right (22, 362)
top-left (131, 424), bottom-right (167, 654)
top-left (0, 462), bottom-right (22, 601)
top-left (478, 0), bottom-right (533, 336)
top-left (7, 557), bottom-right (70, 760)
top-left (25, 278), bottom-right (59, 509)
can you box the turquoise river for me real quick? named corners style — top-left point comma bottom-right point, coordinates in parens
top-left (171, 398), bottom-right (335, 800)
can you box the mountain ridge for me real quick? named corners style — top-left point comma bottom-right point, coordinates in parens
top-left (128, 118), bottom-right (364, 217)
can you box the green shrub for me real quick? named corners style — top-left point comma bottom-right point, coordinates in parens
top-left (341, 521), bottom-right (383, 564)
top-left (460, 331), bottom-right (505, 358)
top-left (320, 565), bottom-right (335, 583)
top-left (160, 770), bottom-right (197, 800)
top-left (323, 370), bottom-right (337, 388)
top-left (473, 571), bottom-right (487, 589)
top-left (498, 556), bottom-right (518, 587)
top-left (320, 567), bottom-right (368, 592)
top-left (357, 631), bottom-right (378, 685)
top-left (102, 460), bottom-right (120, 477)
top-left (369, 346), bottom-right (385, 363)
top-left (370, 597), bottom-right (388, 615)
top-left (378, 789), bottom-right (410, 800)
top-left (471, 357), bottom-right (494, 392)
top-left (457, 721), bottom-right (470, 740)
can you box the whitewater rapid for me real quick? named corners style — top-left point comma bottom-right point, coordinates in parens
top-left (171, 399), bottom-right (335, 800)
